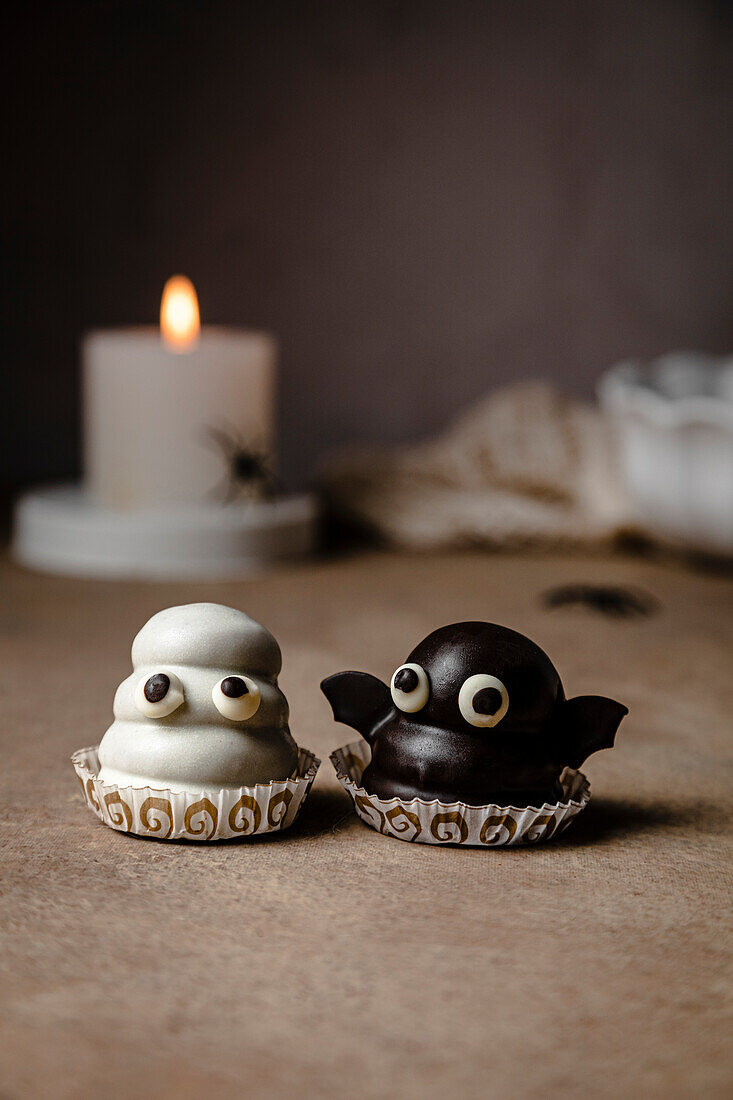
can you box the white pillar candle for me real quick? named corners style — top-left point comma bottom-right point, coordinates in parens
top-left (83, 278), bottom-right (277, 509)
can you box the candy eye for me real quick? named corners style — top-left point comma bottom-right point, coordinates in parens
top-left (458, 674), bottom-right (509, 727)
top-left (390, 663), bottom-right (429, 712)
top-left (134, 671), bottom-right (185, 718)
top-left (212, 675), bottom-right (261, 721)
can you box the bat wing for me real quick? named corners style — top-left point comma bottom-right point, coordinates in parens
top-left (320, 672), bottom-right (393, 744)
top-left (556, 695), bottom-right (628, 768)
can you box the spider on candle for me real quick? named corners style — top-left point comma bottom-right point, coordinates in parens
top-left (205, 426), bottom-right (281, 503)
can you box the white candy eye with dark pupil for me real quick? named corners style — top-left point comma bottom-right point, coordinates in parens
top-left (212, 675), bottom-right (261, 720)
top-left (135, 670), bottom-right (185, 718)
top-left (391, 663), bottom-right (429, 712)
top-left (459, 674), bottom-right (509, 728)
top-left (221, 676), bottom-right (248, 699)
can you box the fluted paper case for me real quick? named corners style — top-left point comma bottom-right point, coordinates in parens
top-left (72, 745), bottom-right (320, 841)
top-left (331, 739), bottom-right (590, 847)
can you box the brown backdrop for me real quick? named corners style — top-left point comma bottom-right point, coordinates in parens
top-left (4, 0), bottom-right (732, 499)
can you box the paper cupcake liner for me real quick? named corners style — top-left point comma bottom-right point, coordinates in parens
top-left (330, 740), bottom-right (590, 847)
top-left (72, 745), bottom-right (320, 842)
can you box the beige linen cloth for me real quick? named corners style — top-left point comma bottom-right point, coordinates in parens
top-left (322, 382), bottom-right (631, 549)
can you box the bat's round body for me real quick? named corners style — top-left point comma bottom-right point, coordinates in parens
top-left (322, 621), bottom-right (627, 807)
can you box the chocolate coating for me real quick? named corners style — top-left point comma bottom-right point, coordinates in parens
top-left (221, 676), bottom-right (248, 698)
top-left (473, 686), bottom-right (503, 715)
top-left (321, 621), bottom-right (627, 807)
top-left (144, 673), bottom-right (170, 703)
top-left (393, 667), bottom-right (418, 692)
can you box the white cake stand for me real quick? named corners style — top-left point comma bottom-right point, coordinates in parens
top-left (12, 485), bottom-right (319, 580)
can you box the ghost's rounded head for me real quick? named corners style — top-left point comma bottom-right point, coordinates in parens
top-left (98, 603), bottom-right (299, 791)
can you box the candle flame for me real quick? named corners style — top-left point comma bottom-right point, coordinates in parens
top-left (160, 275), bottom-right (200, 352)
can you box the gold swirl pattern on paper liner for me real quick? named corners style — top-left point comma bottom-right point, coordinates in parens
top-left (139, 796), bottom-right (174, 840)
top-left (354, 793), bottom-right (387, 834)
top-left (71, 745), bottom-right (320, 841)
top-left (85, 779), bottom-right (101, 814)
top-left (430, 810), bottom-right (469, 844)
top-left (479, 813), bottom-right (518, 845)
top-left (520, 813), bottom-right (558, 844)
top-left (329, 743), bottom-right (590, 846)
top-left (267, 789), bottom-right (293, 828)
top-left (228, 794), bottom-right (262, 835)
top-left (184, 798), bottom-right (219, 840)
top-left (103, 791), bottom-right (133, 832)
top-left (385, 804), bottom-right (422, 841)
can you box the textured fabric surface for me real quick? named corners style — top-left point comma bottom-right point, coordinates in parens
top-left (1, 549), bottom-right (732, 1098)
top-left (322, 384), bottom-right (631, 549)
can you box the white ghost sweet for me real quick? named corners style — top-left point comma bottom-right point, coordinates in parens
top-left (97, 603), bottom-right (299, 792)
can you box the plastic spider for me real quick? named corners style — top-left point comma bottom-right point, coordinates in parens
top-left (205, 426), bottom-right (281, 503)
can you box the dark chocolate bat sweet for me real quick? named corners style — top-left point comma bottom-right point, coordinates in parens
top-left (322, 621), bottom-right (627, 807)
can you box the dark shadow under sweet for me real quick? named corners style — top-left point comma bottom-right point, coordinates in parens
top-left (558, 795), bottom-right (725, 848)
top-left (278, 785), bottom-right (353, 841)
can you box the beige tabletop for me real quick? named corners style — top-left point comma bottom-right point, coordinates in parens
top-left (1, 549), bottom-right (732, 1099)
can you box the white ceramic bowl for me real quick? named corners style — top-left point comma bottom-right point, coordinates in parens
top-left (598, 352), bottom-right (733, 555)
